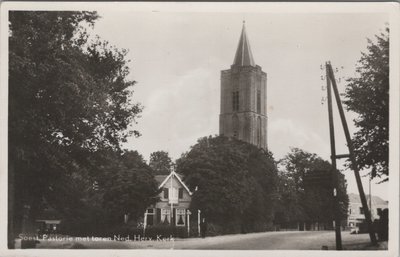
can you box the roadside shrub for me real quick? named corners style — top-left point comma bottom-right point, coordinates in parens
top-left (98, 223), bottom-right (189, 239)
top-left (69, 242), bottom-right (87, 249)
top-left (205, 223), bottom-right (223, 237)
top-left (145, 225), bottom-right (188, 239)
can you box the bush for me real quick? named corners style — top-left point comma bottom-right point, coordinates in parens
top-left (206, 223), bottom-right (223, 237)
top-left (189, 222), bottom-right (200, 237)
top-left (96, 223), bottom-right (189, 239)
top-left (145, 225), bottom-right (188, 239)
top-left (69, 243), bottom-right (87, 249)
top-left (21, 240), bottom-right (40, 249)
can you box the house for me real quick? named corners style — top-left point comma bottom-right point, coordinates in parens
top-left (347, 193), bottom-right (388, 229)
top-left (145, 171), bottom-right (193, 228)
top-left (35, 207), bottom-right (62, 235)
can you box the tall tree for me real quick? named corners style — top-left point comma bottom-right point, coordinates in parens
top-left (100, 150), bottom-right (159, 224)
top-left (8, 11), bottom-right (145, 236)
top-left (177, 136), bottom-right (279, 234)
top-left (344, 27), bottom-right (389, 181)
top-left (278, 148), bottom-right (348, 227)
top-left (58, 150), bottom-right (159, 236)
top-left (274, 170), bottom-right (306, 227)
top-left (149, 151), bottom-right (173, 175)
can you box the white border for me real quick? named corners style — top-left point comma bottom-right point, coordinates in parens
top-left (0, 2), bottom-right (399, 257)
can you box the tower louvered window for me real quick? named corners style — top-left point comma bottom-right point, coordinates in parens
top-left (257, 116), bottom-right (262, 146)
top-left (257, 90), bottom-right (261, 113)
top-left (232, 91), bottom-right (239, 112)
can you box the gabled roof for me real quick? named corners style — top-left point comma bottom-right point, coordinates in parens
top-left (154, 175), bottom-right (168, 185)
top-left (158, 171), bottom-right (193, 196)
top-left (233, 21), bottom-right (255, 67)
top-left (348, 193), bottom-right (388, 205)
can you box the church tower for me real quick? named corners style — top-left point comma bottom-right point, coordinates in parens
top-left (219, 22), bottom-right (268, 149)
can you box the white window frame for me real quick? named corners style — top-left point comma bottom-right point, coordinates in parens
top-left (161, 208), bottom-right (171, 224)
top-left (175, 208), bottom-right (186, 226)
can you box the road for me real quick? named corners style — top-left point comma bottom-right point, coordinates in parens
top-left (175, 231), bottom-right (372, 250)
top-left (29, 230), bottom-right (385, 250)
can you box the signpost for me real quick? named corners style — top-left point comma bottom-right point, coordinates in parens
top-left (170, 172), bottom-right (174, 226)
top-left (187, 210), bottom-right (191, 237)
top-left (143, 210), bottom-right (148, 237)
top-left (198, 210), bottom-right (201, 237)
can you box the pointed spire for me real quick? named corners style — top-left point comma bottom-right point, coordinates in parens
top-left (233, 21), bottom-right (255, 67)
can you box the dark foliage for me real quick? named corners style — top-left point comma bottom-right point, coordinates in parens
top-left (149, 151), bottom-right (173, 175)
top-left (344, 27), bottom-right (389, 181)
top-left (176, 136), bottom-right (279, 234)
top-left (101, 150), bottom-right (159, 224)
top-left (277, 148), bottom-right (349, 226)
top-left (8, 11), bottom-right (156, 236)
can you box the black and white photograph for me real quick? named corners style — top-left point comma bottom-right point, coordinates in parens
top-left (1, 2), bottom-right (399, 256)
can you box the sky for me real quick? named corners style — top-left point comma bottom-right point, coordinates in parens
top-left (88, 7), bottom-right (389, 200)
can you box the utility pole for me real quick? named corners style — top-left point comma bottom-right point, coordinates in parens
top-left (325, 61), bottom-right (377, 245)
top-left (325, 62), bottom-right (342, 250)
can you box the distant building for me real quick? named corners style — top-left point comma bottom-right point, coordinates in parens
top-left (347, 193), bottom-right (388, 228)
top-left (35, 207), bottom-right (62, 234)
top-left (219, 22), bottom-right (268, 149)
top-left (145, 171), bottom-right (192, 227)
